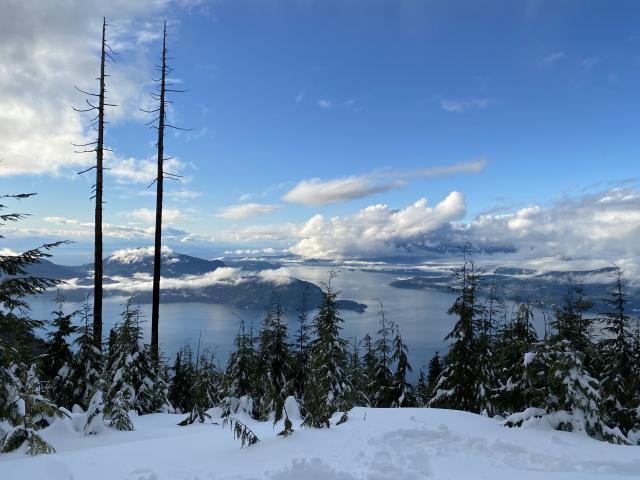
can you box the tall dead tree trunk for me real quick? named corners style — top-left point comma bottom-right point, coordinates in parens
top-left (93, 17), bottom-right (106, 351)
top-left (150, 22), bottom-right (167, 360)
top-left (74, 17), bottom-right (115, 352)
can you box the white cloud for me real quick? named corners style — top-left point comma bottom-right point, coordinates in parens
top-left (61, 265), bottom-right (294, 293)
top-left (108, 245), bottom-right (173, 264)
top-left (283, 186), bottom-right (640, 271)
top-left (317, 98), bottom-right (357, 110)
top-left (216, 203), bottom-right (280, 220)
top-left (440, 98), bottom-right (491, 113)
top-left (168, 189), bottom-right (202, 201)
top-left (107, 155), bottom-right (186, 184)
top-left (540, 51), bottom-right (565, 67)
top-left (465, 187), bottom-right (640, 267)
top-left (289, 192), bottom-right (466, 259)
top-left (0, 248), bottom-right (18, 256)
top-left (39, 216), bottom-right (188, 240)
top-left (129, 207), bottom-right (183, 223)
top-left (0, 1), bottom-right (197, 177)
top-left (282, 159), bottom-right (486, 206)
top-left (256, 267), bottom-right (293, 286)
top-left (579, 56), bottom-right (600, 71)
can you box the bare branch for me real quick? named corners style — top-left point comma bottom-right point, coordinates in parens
top-left (166, 124), bottom-right (194, 131)
top-left (77, 166), bottom-right (97, 175)
top-left (74, 85), bottom-right (100, 97)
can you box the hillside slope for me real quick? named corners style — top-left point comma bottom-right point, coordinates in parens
top-left (2, 407), bottom-right (639, 479)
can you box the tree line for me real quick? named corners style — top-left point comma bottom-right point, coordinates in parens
top-left (2, 196), bottom-right (640, 454)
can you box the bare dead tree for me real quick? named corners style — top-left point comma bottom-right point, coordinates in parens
top-left (73, 17), bottom-right (117, 351)
top-left (146, 21), bottom-right (190, 360)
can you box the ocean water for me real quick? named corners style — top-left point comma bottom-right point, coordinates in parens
top-left (26, 265), bottom-right (544, 378)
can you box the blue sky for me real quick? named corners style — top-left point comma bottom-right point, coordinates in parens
top-left (1, 1), bottom-right (639, 266)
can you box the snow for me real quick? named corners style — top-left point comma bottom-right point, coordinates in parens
top-left (2, 407), bottom-right (640, 479)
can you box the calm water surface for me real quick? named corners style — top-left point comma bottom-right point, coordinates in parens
top-left (27, 266), bottom-right (545, 378)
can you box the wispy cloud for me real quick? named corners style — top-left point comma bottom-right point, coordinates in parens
top-left (439, 98), bottom-right (491, 113)
top-left (216, 203), bottom-right (281, 220)
top-left (129, 208), bottom-right (183, 223)
top-left (540, 51), bottom-right (565, 67)
top-left (283, 158), bottom-right (487, 207)
top-left (167, 189), bottom-right (202, 201)
top-left (107, 155), bottom-right (186, 184)
top-left (579, 56), bottom-right (600, 71)
top-left (295, 91), bottom-right (305, 103)
top-left (317, 98), bottom-right (357, 110)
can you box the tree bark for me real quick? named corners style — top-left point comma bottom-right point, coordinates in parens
top-left (93, 17), bottom-right (106, 351)
top-left (151, 22), bottom-right (167, 360)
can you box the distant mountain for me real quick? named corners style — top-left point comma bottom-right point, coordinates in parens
top-left (390, 266), bottom-right (638, 311)
top-left (75, 249), bottom-right (226, 278)
top-left (22, 249), bottom-right (367, 312)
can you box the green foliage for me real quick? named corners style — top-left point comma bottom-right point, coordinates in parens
top-left (494, 302), bottom-right (538, 414)
top-left (225, 319), bottom-right (258, 403)
top-left (429, 255), bottom-right (485, 413)
top-left (105, 299), bottom-right (171, 430)
top-left (303, 274), bottom-right (352, 428)
top-left (257, 298), bottom-right (291, 422)
top-left (1, 194), bottom-right (65, 425)
top-left (598, 268), bottom-right (636, 436)
top-left (222, 416), bottom-right (259, 447)
top-left (390, 325), bottom-right (413, 407)
top-left (42, 292), bottom-right (78, 409)
top-left (70, 298), bottom-right (104, 409)
top-left (169, 345), bottom-right (196, 414)
top-left (371, 302), bottom-right (395, 407)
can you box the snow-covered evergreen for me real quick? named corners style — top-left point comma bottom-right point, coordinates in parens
top-left (69, 299), bottom-right (104, 410)
top-left (104, 299), bottom-right (171, 430)
top-left (42, 293), bottom-right (78, 410)
top-left (256, 298), bottom-right (291, 422)
top-left (429, 256), bottom-right (485, 413)
top-left (303, 276), bottom-right (353, 428)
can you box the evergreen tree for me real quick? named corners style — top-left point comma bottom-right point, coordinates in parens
top-left (507, 286), bottom-right (627, 443)
top-left (1, 366), bottom-right (66, 455)
top-left (303, 274), bottom-right (352, 428)
top-left (180, 346), bottom-right (220, 425)
top-left (69, 298), bottom-right (103, 409)
top-left (225, 319), bottom-right (258, 402)
top-left (414, 369), bottom-right (428, 407)
top-left (390, 324), bottom-right (413, 407)
top-left (1, 193), bottom-right (64, 441)
top-left (371, 301), bottom-right (394, 407)
top-left (474, 279), bottom-right (502, 415)
top-left (257, 298), bottom-right (291, 422)
top-left (105, 299), bottom-right (170, 430)
top-left (290, 288), bottom-right (311, 403)
top-left (169, 345), bottom-right (196, 414)
top-left (598, 268), bottom-right (636, 436)
top-left (429, 253), bottom-right (484, 413)
top-left (346, 337), bottom-right (368, 407)
top-left (426, 351), bottom-right (443, 395)
top-left (42, 293), bottom-right (78, 409)
top-left (361, 333), bottom-right (377, 403)
top-left (494, 302), bottom-right (538, 415)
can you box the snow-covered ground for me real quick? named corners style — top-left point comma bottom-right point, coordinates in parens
top-left (2, 407), bottom-right (640, 479)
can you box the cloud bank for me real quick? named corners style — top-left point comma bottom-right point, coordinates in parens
top-left (289, 191), bottom-right (466, 258)
top-left (282, 159), bottom-right (486, 206)
top-left (0, 0), bottom-right (194, 178)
